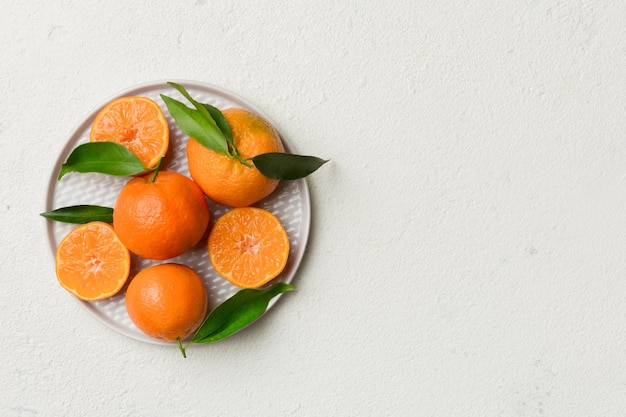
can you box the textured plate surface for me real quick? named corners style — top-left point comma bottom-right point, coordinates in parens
top-left (44, 80), bottom-right (310, 345)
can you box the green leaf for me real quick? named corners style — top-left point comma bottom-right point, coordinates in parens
top-left (160, 93), bottom-right (230, 155)
top-left (167, 82), bottom-right (237, 155)
top-left (58, 142), bottom-right (147, 180)
top-left (40, 205), bottom-right (113, 224)
top-left (251, 152), bottom-right (329, 180)
top-left (191, 283), bottom-right (294, 344)
top-left (201, 103), bottom-right (234, 146)
top-left (167, 82), bottom-right (223, 133)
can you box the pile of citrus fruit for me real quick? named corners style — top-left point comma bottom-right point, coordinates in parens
top-left (45, 83), bottom-right (326, 351)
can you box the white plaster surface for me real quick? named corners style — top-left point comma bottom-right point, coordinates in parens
top-left (2, 1), bottom-right (626, 416)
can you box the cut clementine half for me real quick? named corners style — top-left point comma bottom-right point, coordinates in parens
top-left (55, 221), bottom-right (130, 301)
top-left (90, 96), bottom-right (169, 169)
top-left (208, 207), bottom-right (290, 288)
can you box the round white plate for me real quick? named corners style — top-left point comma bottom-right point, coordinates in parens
top-left (44, 80), bottom-right (310, 345)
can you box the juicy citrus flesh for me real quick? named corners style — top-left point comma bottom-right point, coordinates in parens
top-left (186, 108), bottom-right (284, 207)
top-left (55, 221), bottom-right (130, 301)
top-left (208, 207), bottom-right (290, 288)
top-left (90, 96), bottom-right (169, 169)
top-left (113, 171), bottom-right (210, 260)
top-left (125, 263), bottom-right (208, 341)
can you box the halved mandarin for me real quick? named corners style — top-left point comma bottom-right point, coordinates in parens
top-left (90, 96), bottom-right (169, 169)
top-left (55, 221), bottom-right (131, 301)
top-left (208, 207), bottom-right (290, 288)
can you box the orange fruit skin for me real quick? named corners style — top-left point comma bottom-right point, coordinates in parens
top-left (125, 263), bottom-right (208, 341)
top-left (208, 207), bottom-right (290, 288)
top-left (90, 96), bottom-right (169, 169)
top-left (113, 171), bottom-right (210, 260)
top-left (186, 108), bottom-right (284, 207)
top-left (55, 221), bottom-right (130, 301)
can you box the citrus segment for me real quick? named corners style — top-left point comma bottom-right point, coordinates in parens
top-left (113, 171), bottom-right (210, 260)
top-left (208, 207), bottom-right (290, 288)
top-left (90, 96), bottom-right (169, 169)
top-left (55, 221), bottom-right (130, 301)
top-left (186, 108), bottom-right (284, 207)
top-left (125, 263), bottom-right (208, 341)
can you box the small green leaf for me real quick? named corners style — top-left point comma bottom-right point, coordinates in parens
top-left (251, 152), bottom-right (328, 180)
top-left (192, 283), bottom-right (294, 344)
top-left (167, 83), bottom-right (235, 153)
top-left (40, 205), bottom-right (113, 224)
top-left (58, 142), bottom-right (147, 180)
top-left (202, 103), bottom-right (234, 146)
top-left (160, 93), bottom-right (230, 155)
top-left (167, 82), bottom-right (224, 135)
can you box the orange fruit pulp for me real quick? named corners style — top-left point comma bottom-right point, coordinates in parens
top-left (125, 263), bottom-right (208, 341)
top-left (208, 207), bottom-right (290, 288)
top-left (55, 221), bottom-right (130, 301)
top-left (90, 96), bottom-right (169, 169)
top-left (186, 108), bottom-right (284, 207)
top-left (113, 170), bottom-right (210, 260)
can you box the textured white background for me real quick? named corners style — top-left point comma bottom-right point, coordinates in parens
top-left (2, 1), bottom-right (625, 416)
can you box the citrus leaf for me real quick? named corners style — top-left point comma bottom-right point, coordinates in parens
top-left (160, 93), bottom-right (229, 155)
top-left (40, 205), bottom-right (113, 224)
top-left (251, 152), bottom-right (328, 180)
top-left (201, 103), bottom-right (234, 145)
top-left (58, 142), bottom-right (147, 180)
top-left (191, 283), bottom-right (294, 344)
top-left (167, 82), bottom-right (222, 132)
top-left (166, 82), bottom-right (234, 145)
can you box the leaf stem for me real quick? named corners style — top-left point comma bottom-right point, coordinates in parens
top-left (237, 155), bottom-right (254, 168)
top-left (147, 157), bottom-right (163, 183)
top-left (177, 337), bottom-right (187, 358)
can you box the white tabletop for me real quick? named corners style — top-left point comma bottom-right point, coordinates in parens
top-left (3, 1), bottom-right (626, 416)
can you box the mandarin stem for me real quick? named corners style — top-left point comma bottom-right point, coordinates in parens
top-left (177, 337), bottom-right (187, 358)
top-left (236, 155), bottom-right (254, 168)
top-left (147, 157), bottom-right (163, 183)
